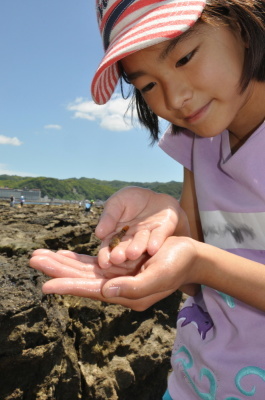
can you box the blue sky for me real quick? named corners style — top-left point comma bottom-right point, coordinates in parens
top-left (0, 0), bottom-right (183, 183)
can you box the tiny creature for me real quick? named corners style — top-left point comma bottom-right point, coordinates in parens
top-left (109, 225), bottom-right (129, 250)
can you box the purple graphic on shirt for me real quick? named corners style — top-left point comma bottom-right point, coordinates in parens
top-left (177, 304), bottom-right (214, 340)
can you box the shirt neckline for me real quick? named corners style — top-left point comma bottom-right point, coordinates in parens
top-left (221, 122), bottom-right (265, 164)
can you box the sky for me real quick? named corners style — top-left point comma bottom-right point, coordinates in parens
top-left (0, 0), bottom-right (183, 183)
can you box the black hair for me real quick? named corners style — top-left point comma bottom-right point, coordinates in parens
top-left (119, 0), bottom-right (265, 144)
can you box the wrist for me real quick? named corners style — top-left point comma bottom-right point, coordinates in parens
top-left (174, 206), bottom-right (191, 237)
top-left (187, 238), bottom-right (209, 286)
top-left (191, 240), bottom-right (225, 289)
top-left (167, 236), bottom-right (203, 287)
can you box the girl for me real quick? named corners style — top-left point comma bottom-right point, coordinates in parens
top-left (30, 1), bottom-right (265, 398)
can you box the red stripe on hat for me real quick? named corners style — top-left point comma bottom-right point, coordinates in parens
top-left (105, 67), bottom-right (115, 99)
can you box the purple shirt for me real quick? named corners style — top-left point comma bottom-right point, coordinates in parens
top-left (159, 124), bottom-right (265, 399)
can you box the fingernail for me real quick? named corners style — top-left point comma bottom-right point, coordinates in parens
top-left (103, 286), bottom-right (120, 298)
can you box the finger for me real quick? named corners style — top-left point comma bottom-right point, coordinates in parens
top-left (125, 229), bottom-right (150, 260)
top-left (147, 226), bottom-right (173, 256)
top-left (29, 255), bottom-right (101, 279)
top-left (111, 253), bottom-right (150, 274)
top-left (97, 245), bottom-right (113, 269)
top-left (95, 186), bottom-right (150, 239)
top-left (42, 278), bottom-right (172, 310)
top-left (56, 250), bottom-right (98, 264)
top-left (101, 262), bottom-right (176, 299)
top-left (42, 277), bottom-right (106, 297)
top-left (108, 237), bottom-right (133, 265)
top-left (31, 250), bottom-right (97, 268)
top-left (31, 249), bottom-right (55, 256)
top-left (40, 251), bottom-right (98, 272)
top-left (95, 197), bottom-right (125, 239)
top-left (98, 232), bottom-right (133, 268)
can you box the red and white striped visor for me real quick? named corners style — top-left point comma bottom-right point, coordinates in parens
top-left (91, 0), bottom-right (206, 105)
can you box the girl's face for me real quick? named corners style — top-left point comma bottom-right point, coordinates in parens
top-left (121, 22), bottom-right (261, 138)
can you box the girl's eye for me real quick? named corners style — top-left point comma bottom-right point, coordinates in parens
top-left (176, 49), bottom-right (196, 67)
top-left (141, 82), bottom-right (156, 93)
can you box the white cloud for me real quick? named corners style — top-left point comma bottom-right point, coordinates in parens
top-left (0, 135), bottom-right (23, 146)
top-left (0, 163), bottom-right (37, 177)
top-left (67, 94), bottom-right (135, 132)
top-left (44, 124), bottom-right (62, 130)
top-left (100, 114), bottom-right (131, 131)
top-left (73, 112), bottom-right (95, 121)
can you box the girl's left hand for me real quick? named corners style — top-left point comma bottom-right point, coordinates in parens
top-left (29, 236), bottom-right (199, 311)
top-left (30, 248), bottom-right (149, 280)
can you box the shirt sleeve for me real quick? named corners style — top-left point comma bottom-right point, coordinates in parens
top-left (158, 126), bottom-right (195, 172)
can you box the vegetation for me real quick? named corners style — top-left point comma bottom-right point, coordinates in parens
top-left (0, 175), bottom-right (183, 201)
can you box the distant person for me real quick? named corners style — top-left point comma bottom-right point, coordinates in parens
top-left (20, 195), bottom-right (25, 207)
top-left (84, 201), bottom-right (91, 213)
top-left (10, 196), bottom-right (15, 207)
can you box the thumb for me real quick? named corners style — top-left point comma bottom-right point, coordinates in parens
top-left (95, 200), bottom-right (125, 239)
top-left (95, 212), bottom-right (118, 239)
top-left (101, 265), bottom-right (175, 299)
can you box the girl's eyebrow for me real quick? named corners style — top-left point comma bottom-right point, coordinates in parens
top-left (126, 70), bottom-right (146, 82)
top-left (159, 27), bottom-right (196, 61)
top-left (126, 26), bottom-right (198, 82)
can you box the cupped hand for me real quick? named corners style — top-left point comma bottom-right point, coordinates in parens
top-left (100, 236), bottom-right (199, 308)
top-left (29, 248), bottom-right (171, 310)
top-left (95, 186), bottom-right (190, 269)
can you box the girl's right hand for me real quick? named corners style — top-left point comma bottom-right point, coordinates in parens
top-left (95, 186), bottom-right (190, 269)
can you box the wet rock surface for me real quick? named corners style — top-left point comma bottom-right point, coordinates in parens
top-left (0, 202), bottom-right (182, 400)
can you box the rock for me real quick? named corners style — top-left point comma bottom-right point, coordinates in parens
top-left (0, 202), bottom-right (182, 400)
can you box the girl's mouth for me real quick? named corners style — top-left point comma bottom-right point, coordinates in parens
top-left (185, 101), bottom-right (212, 124)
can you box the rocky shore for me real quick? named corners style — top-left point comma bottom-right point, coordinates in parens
top-left (0, 201), bottom-right (182, 400)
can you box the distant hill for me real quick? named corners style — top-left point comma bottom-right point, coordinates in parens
top-left (0, 175), bottom-right (183, 201)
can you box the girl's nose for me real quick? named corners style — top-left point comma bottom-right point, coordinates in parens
top-left (164, 80), bottom-right (192, 111)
